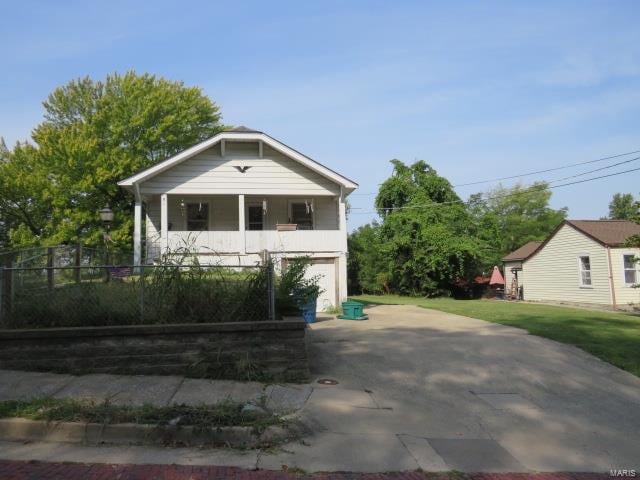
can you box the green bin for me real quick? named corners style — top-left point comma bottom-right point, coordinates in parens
top-left (338, 301), bottom-right (367, 320)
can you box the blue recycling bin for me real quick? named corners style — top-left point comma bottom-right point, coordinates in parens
top-left (301, 300), bottom-right (317, 323)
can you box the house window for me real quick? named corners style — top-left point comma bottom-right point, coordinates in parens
top-left (186, 203), bottom-right (208, 231)
top-left (578, 255), bottom-right (592, 287)
top-left (248, 205), bottom-right (264, 231)
top-left (290, 201), bottom-right (313, 230)
top-left (623, 254), bottom-right (638, 285)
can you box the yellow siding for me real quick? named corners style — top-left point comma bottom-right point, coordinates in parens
top-left (522, 224), bottom-right (611, 305)
top-left (610, 247), bottom-right (640, 307)
top-left (139, 142), bottom-right (340, 196)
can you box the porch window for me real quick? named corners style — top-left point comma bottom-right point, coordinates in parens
top-left (186, 203), bottom-right (209, 231)
top-left (578, 255), bottom-right (592, 287)
top-left (248, 205), bottom-right (264, 231)
top-left (623, 254), bottom-right (638, 285)
top-left (290, 201), bottom-right (313, 230)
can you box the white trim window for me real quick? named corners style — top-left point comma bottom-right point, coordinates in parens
top-left (623, 254), bottom-right (638, 286)
top-left (289, 200), bottom-right (314, 230)
top-left (578, 255), bottom-right (592, 287)
top-left (247, 204), bottom-right (264, 231)
top-left (186, 202), bottom-right (209, 231)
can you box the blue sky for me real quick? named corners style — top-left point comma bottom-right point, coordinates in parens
top-left (1, 0), bottom-right (639, 230)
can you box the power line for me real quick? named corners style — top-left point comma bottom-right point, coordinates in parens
top-left (452, 149), bottom-right (640, 187)
top-left (349, 158), bottom-right (640, 212)
top-left (543, 155), bottom-right (640, 184)
top-left (349, 165), bottom-right (640, 215)
top-left (349, 148), bottom-right (640, 196)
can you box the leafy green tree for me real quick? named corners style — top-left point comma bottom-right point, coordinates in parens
top-left (348, 222), bottom-right (386, 294)
top-left (0, 142), bottom-right (53, 249)
top-left (1, 71), bottom-right (224, 249)
top-left (470, 182), bottom-right (567, 267)
top-left (372, 160), bottom-right (483, 296)
top-left (608, 193), bottom-right (639, 221)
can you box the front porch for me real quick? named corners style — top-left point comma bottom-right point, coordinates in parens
top-left (135, 194), bottom-right (347, 263)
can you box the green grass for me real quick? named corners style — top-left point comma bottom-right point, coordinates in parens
top-left (0, 397), bottom-right (283, 432)
top-left (351, 294), bottom-right (640, 377)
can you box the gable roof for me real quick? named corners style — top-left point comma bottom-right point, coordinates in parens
top-left (117, 127), bottom-right (358, 192)
top-left (503, 241), bottom-right (543, 262)
top-left (525, 219), bottom-right (640, 263)
top-left (226, 125), bottom-right (262, 133)
top-left (565, 219), bottom-right (640, 247)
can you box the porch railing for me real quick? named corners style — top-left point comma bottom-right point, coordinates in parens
top-left (162, 229), bottom-right (344, 255)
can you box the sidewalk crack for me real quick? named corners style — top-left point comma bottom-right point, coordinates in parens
top-left (166, 377), bottom-right (186, 406)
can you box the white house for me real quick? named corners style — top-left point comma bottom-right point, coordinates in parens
top-left (503, 220), bottom-right (640, 310)
top-left (118, 126), bottom-right (358, 310)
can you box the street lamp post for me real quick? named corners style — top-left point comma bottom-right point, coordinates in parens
top-left (99, 205), bottom-right (114, 282)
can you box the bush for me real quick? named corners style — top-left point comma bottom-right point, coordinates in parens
top-left (275, 257), bottom-right (322, 316)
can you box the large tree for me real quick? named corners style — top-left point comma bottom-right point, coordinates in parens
top-left (347, 222), bottom-right (386, 294)
top-left (371, 160), bottom-right (483, 296)
top-left (608, 193), bottom-right (639, 221)
top-left (0, 71), bottom-right (224, 249)
top-left (469, 182), bottom-right (567, 267)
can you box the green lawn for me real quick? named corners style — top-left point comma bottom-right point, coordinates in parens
top-left (350, 294), bottom-right (640, 377)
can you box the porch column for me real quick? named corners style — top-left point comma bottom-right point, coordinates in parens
top-left (133, 200), bottom-right (142, 265)
top-left (338, 194), bottom-right (347, 252)
top-left (160, 193), bottom-right (168, 254)
top-left (338, 193), bottom-right (348, 302)
top-left (238, 194), bottom-right (246, 255)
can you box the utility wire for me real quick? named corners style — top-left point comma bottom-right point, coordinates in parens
top-left (349, 157), bottom-right (639, 212)
top-left (349, 165), bottom-right (640, 215)
top-left (453, 149), bottom-right (640, 187)
top-left (541, 155), bottom-right (640, 184)
top-left (350, 148), bottom-right (640, 196)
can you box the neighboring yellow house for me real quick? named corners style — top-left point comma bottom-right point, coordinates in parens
top-left (502, 240), bottom-right (542, 298)
top-left (504, 220), bottom-right (640, 310)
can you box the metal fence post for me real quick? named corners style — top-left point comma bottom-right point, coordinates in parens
top-left (74, 243), bottom-right (82, 284)
top-left (104, 249), bottom-right (111, 283)
top-left (47, 246), bottom-right (54, 290)
top-left (139, 265), bottom-right (145, 323)
top-left (0, 267), bottom-right (4, 324)
top-left (1, 255), bottom-right (13, 324)
top-left (267, 262), bottom-right (276, 320)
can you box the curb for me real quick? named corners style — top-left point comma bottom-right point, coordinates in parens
top-left (0, 418), bottom-right (296, 448)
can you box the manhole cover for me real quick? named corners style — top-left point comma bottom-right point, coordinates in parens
top-left (317, 378), bottom-right (339, 385)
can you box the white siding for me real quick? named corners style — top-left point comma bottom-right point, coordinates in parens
top-left (610, 247), bottom-right (640, 307)
top-left (522, 224), bottom-right (611, 305)
top-left (139, 142), bottom-right (340, 196)
top-left (245, 196), bottom-right (338, 230)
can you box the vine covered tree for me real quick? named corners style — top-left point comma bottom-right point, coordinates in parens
top-left (368, 160), bottom-right (483, 296)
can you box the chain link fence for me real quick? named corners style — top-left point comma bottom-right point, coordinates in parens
top-left (0, 263), bottom-right (276, 329)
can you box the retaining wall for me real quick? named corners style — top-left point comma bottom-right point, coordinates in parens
top-left (0, 321), bottom-right (309, 382)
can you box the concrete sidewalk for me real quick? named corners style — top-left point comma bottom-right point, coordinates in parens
top-left (0, 369), bottom-right (313, 414)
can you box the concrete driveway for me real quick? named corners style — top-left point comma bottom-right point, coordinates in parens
top-left (261, 304), bottom-right (640, 472)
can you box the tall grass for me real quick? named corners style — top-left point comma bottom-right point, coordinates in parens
top-left (3, 243), bottom-right (269, 329)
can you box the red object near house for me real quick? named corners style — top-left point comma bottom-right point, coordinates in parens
top-left (489, 266), bottom-right (505, 285)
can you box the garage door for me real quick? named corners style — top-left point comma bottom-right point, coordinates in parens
top-left (306, 259), bottom-right (337, 312)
